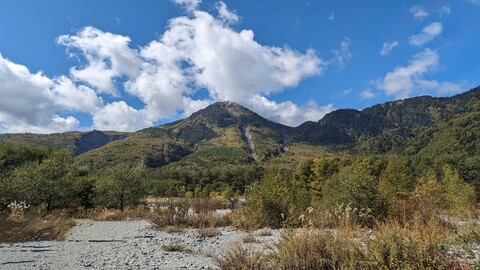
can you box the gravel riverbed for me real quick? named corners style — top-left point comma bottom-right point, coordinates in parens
top-left (0, 220), bottom-right (280, 270)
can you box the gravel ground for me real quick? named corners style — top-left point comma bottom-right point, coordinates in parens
top-left (0, 220), bottom-right (280, 270)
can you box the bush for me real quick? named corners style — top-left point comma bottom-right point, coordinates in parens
top-left (368, 218), bottom-right (460, 269)
top-left (233, 168), bottom-right (310, 229)
top-left (322, 164), bottom-right (383, 218)
top-left (215, 245), bottom-right (271, 270)
top-left (272, 229), bottom-right (370, 270)
top-left (0, 211), bottom-right (74, 243)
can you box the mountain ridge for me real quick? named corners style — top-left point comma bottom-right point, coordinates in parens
top-left (1, 86), bottom-right (479, 168)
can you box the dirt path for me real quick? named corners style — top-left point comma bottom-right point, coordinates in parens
top-left (0, 220), bottom-right (279, 270)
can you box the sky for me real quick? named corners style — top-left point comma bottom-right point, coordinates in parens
top-left (0, 0), bottom-right (479, 133)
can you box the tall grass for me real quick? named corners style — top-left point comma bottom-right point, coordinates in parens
top-left (149, 198), bottom-right (231, 229)
top-left (0, 211), bottom-right (74, 243)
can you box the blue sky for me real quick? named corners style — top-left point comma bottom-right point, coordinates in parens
top-left (0, 0), bottom-right (479, 133)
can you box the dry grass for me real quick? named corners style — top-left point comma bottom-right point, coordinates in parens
top-left (186, 212), bottom-right (231, 228)
top-left (273, 228), bottom-right (370, 270)
top-left (191, 198), bottom-right (222, 214)
top-left (75, 205), bottom-right (151, 221)
top-left (162, 241), bottom-right (191, 252)
top-left (242, 233), bottom-right (258, 243)
top-left (214, 245), bottom-right (271, 270)
top-left (257, 228), bottom-right (273, 237)
top-left (198, 227), bottom-right (221, 238)
top-left (149, 199), bottom-right (231, 229)
top-left (0, 211), bottom-right (74, 243)
top-left (163, 225), bottom-right (184, 234)
top-left (368, 217), bottom-right (461, 269)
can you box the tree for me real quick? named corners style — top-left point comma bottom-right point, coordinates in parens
top-left (94, 164), bottom-right (146, 211)
top-left (378, 156), bottom-right (414, 216)
top-left (442, 165), bottom-right (476, 216)
top-left (322, 164), bottom-right (383, 216)
top-left (33, 151), bottom-right (75, 210)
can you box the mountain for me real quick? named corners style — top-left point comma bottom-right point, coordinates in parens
top-left (76, 101), bottom-right (295, 168)
top-left (1, 86), bottom-right (480, 169)
top-left (0, 130), bottom-right (127, 155)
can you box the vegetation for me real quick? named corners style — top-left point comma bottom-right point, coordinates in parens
top-left (1, 88), bottom-right (480, 268)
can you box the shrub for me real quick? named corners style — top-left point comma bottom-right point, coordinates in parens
top-left (214, 245), bottom-right (271, 270)
top-left (150, 200), bottom-right (189, 228)
top-left (272, 228), bottom-right (370, 270)
top-left (242, 233), bottom-right (258, 243)
top-left (162, 241), bottom-right (190, 252)
top-left (321, 164), bottom-right (383, 218)
top-left (0, 211), bottom-right (74, 243)
top-left (233, 167), bottom-right (310, 229)
top-left (368, 218), bottom-right (460, 269)
top-left (191, 198), bottom-right (221, 214)
top-left (198, 227), bottom-right (221, 238)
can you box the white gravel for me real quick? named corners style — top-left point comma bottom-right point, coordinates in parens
top-left (0, 220), bottom-right (280, 270)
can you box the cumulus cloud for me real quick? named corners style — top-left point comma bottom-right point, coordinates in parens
top-left (0, 53), bottom-right (102, 133)
top-left (380, 40), bottom-right (399, 56)
top-left (92, 101), bottom-right (151, 131)
top-left (171, 0), bottom-right (201, 12)
top-left (216, 1), bottom-right (239, 24)
top-left (248, 96), bottom-right (334, 126)
top-left (409, 22), bottom-right (443, 47)
top-left (125, 7), bottom-right (326, 126)
top-left (57, 26), bottom-right (141, 95)
top-left (1, 1), bottom-right (338, 132)
top-left (376, 49), bottom-right (464, 98)
top-left (377, 49), bottom-right (439, 98)
top-left (410, 5), bottom-right (429, 19)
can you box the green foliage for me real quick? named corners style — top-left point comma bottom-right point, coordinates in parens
top-left (378, 156), bottom-right (415, 215)
top-left (322, 163), bottom-right (383, 217)
top-left (441, 165), bottom-right (476, 216)
top-left (237, 167), bottom-right (310, 228)
top-left (93, 164), bottom-right (146, 211)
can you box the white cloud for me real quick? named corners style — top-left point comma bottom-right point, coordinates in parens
top-left (0, 53), bottom-right (104, 133)
top-left (437, 82), bottom-right (464, 94)
top-left (330, 37), bottom-right (352, 69)
top-left (248, 95), bottom-right (334, 126)
top-left (328, 12), bottom-right (335, 21)
top-left (171, 0), bottom-right (201, 12)
top-left (182, 97), bottom-right (211, 117)
top-left (216, 1), bottom-right (239, 24)
top-left (378, 49), bottom-right (439, 98)
top-left (360, 89), bottom-right (375, 99)
top-left (437, 6), bottom-right (451, 15)
top-left (380, 40), bottom-right (399, 56)
top-left (51, 76), bottom-right (103, 112)
top-left (57, 26), bottom-right (141, 95)
top-left (410, 5), bottom-right (429, 19)
top-left (417, 79), bottom-right (465, 95)
top-left (409, 22), bottom-right (443, 47)
top-left (92, 101), bottom-right (151, 131)
top-left (376, 49), bottom-right (465, 98)
top-left (343, 88), bottom-right (352, 95)
top-left (126, 7), bottom-right (326, 126)
top-left (469, 0), bottom-right (480, 5)
top-left (1, 2), bottom-right (336, 132)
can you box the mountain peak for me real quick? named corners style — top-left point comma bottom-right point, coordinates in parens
top-left (209, 101), bottom-right (253, 119)
top-left (188, 101), bottom-right (262, 127)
